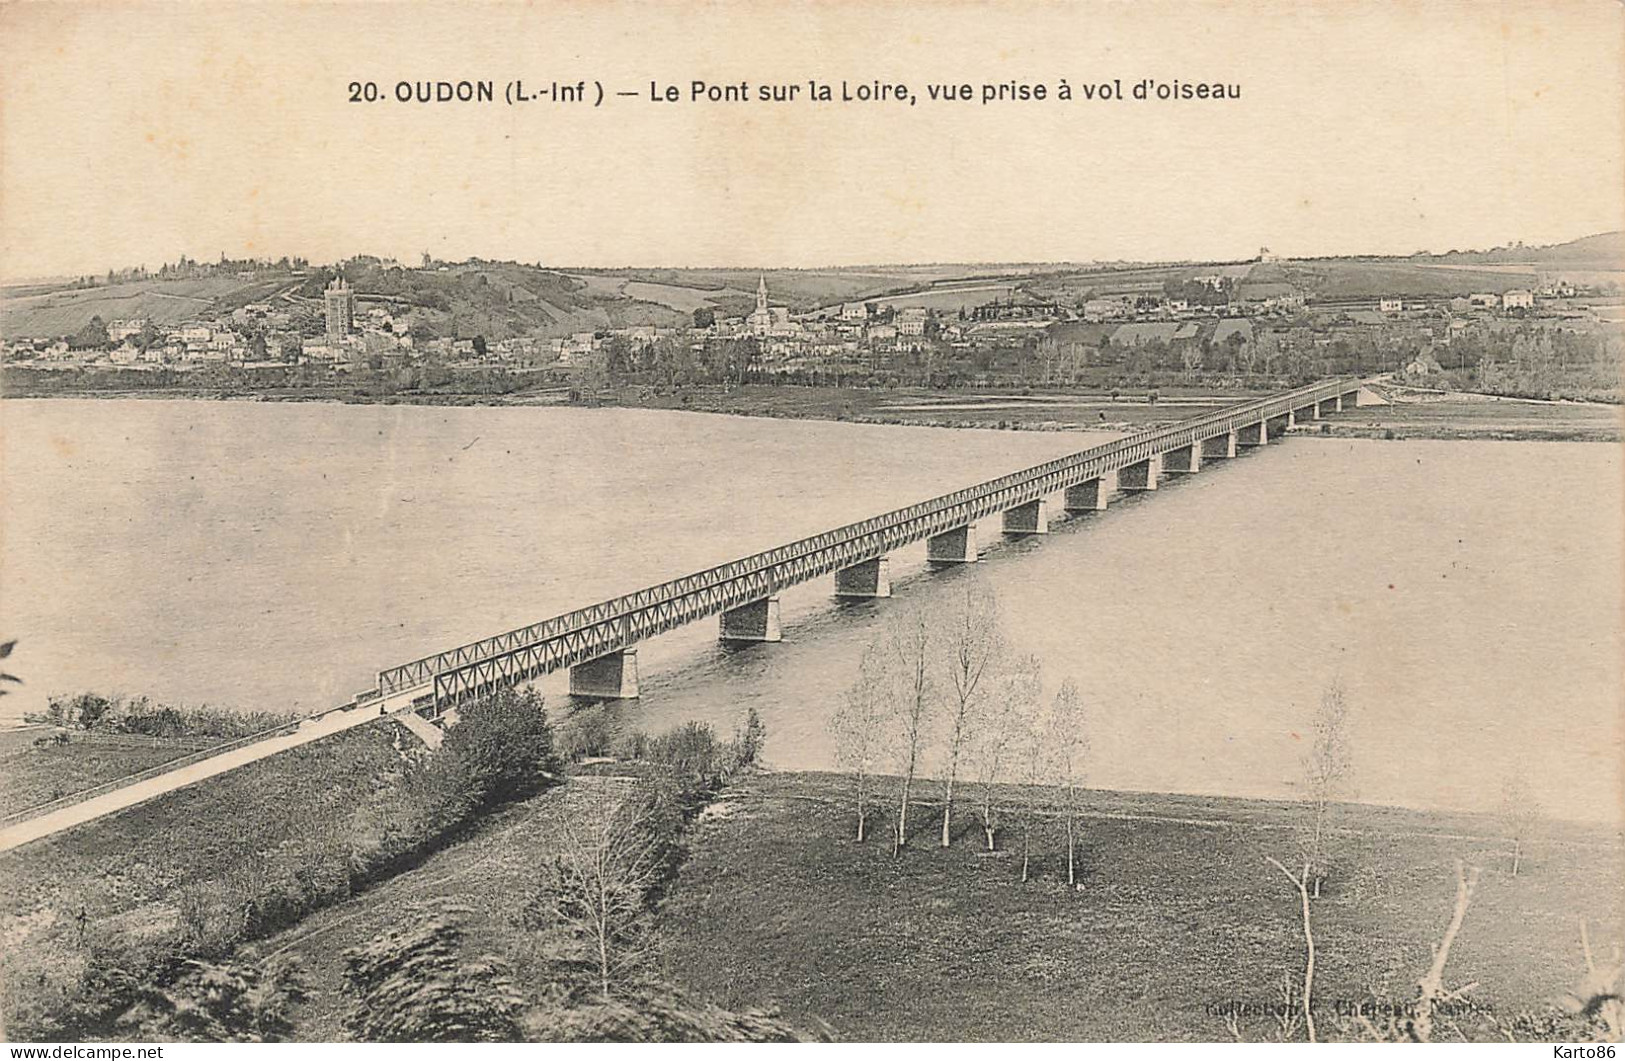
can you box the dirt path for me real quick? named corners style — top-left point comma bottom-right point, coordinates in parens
top-left (0, 701), bottom-right (399, 852)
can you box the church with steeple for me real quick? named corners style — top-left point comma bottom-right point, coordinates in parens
top-left (745, 275), bottom-right (795, 338)
top-left (746, 276), bottom-right (773, 336)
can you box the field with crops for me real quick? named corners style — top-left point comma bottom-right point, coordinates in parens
top-left (1, 278), bottom-right (292, 338)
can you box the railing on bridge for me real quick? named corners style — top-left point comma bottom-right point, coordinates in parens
top-left (375, 378), bottom-right (1362, 708)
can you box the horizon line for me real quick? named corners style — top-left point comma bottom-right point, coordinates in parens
top-left (4, 229), bottom-right (1620, 287)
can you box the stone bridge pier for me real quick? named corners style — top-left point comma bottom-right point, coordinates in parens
top-left (1237, 420), bottom-right (1269, 447)
top-left (1002, 498), bottom-right (1050, 535)
top-left (1063, 474), bottom-right (1113, 512)
top-left (394, 710), bottom-right (445, 749)
top-left (1202, 431), bottom-right (1237, 459)
top-left (1118, 454), bottom-right (1161, 491)
top-left (835, 556), bottom-right (891, 598)
top-left (1163, 442), bottom-right (1202, 475)
top-left (720, 596), bottom-right (782, 642)
top-left (927, 524), bottom-right (979, 563)
top-left (570, 649), bottom-right (639, 699)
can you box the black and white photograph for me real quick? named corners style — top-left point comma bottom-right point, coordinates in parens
top-left (0, 0), bottom-right (1621, 1047)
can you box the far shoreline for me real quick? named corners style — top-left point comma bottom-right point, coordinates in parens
top-left (2, 379), bottom-right (1620, 443)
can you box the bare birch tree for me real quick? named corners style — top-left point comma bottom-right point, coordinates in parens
top-left (1012, 682), bottom-right (1053, 883)
top-left (1410, 860), bottom-right (1481, 1043)
top-left (872, 605), bottom-right (934, 854)
top-left (1237, 857), bottom-right (1505, 1044)
top-left (829, 653), bottom-right (891, 842)
top-left (970, 653), bottom-right (1041, 851)
top-left (547, 783), bottom-right (666, 1001)
top-left (1496, 774), bottom-right (1541, 877)
top-left (1337, 860), bottom-right (1484, 1043)
top-left (935, 578), bottom-right (1006, 848)
top-left (1049, 679), bottom-right (1090, 887)
top-left (1300, 679), bottom-right (1353, 898)
top-left (1265, 856), bottom-right (1318, 1043)
top-left (1180, 341), bottom-right (1205, 379)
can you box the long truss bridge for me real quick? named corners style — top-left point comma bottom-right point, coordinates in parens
top-left (0, 376), bottom-right (1379, 852)
top-left (371, 376), bottom-right (1377, 715)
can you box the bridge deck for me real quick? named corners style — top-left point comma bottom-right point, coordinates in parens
top-left (379, 378), bottom-right (1365, 708)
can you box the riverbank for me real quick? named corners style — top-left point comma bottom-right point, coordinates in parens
top-left (5, 376), bottom-right (1616, 440)
top-left (595, 379), bottom-right (1621, 440)
top-left (1323, 384), bottom-right (1622, 442)
top-left (7, 754), bottom-right (1613, 1042)
top-left (661, 772), bottom-right (1624, 1042)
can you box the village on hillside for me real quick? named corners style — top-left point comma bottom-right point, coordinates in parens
top-left (3, 239), bottom-right (1622, 401)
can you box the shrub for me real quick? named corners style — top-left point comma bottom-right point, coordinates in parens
top-left (734, 706), bottom-right (766, 769)
top-left (557, 703), bottom-right (625, 761)
top-left (73, 694), bottom-right (115, 729)
top-left (28, 692), bottom-right (299, 739)
top-left (438, 687), bottom-right (563, 807)
top-left (347, 746), bottom-right (483, 874)
top-left (112, 697), bottom-right (187, 737)
top-left (643, 722), bottom-right (731, 789)
top-left (17, 940), bottom-right (179, 1042)
top-left (116, 956), bottom-right (306, 1042)
top-left (342, 909), bottom-right (524, 1042)
top-left (615, 729), bottom-right (650, 761)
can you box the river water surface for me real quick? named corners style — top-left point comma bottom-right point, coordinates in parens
top-left (1, 398), bottom-right (1618, 822)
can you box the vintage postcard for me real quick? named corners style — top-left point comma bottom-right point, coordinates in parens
top-left (0, 0), bottom-right (1621, 1048)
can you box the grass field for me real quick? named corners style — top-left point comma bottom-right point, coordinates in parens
top-left (5, 754), bottom-right (1619, 1041)
top-left (0, 735), bottom-right (217, 818)
top-left (596, 381), bottom-right (1620, 440)
top-left (249, 779), bottom-right (606, 1040)
top-left (1026, 256), bottom-right (1602, 306)
top-left (1026, 264), bottom-right (1245, 303)
top-left (1276, 261), bottom-right (1542, 299)
top-left (599, 381), bottom-right (1276, 431)
top-left (863, 284), bottom-right (1021, 314)
top-left (660, 773), bottom-right (1624, 1042)
top-left (1, 278), bottom-right (290, 338)
top-left (1327, 393), bottom-right (1621, 441)
top-left (0, 722), bottom-right (409, 1033)
top-left (0, 724), bottom-right (409, 921)
top-left (567, 267), bottom-right (1053, 313)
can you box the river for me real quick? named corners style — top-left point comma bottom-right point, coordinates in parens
top-left (1, 398), bottom-right (1618, 823)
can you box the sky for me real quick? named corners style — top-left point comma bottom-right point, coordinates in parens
top-left (1, 0), bottom-right (1622, 279)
